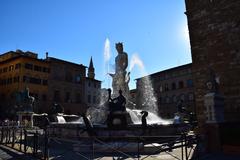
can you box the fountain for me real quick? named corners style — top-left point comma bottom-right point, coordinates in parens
top-left (45, 42), bottom-right (196, 155)
top-left (47, 42), bottom-right (193, 133)
top-left (16, 87), bottom-right (35, 127)
top-left (129, 53), bottom-right (158, 113)
top-left (85, 42), bottom-right (170, 126)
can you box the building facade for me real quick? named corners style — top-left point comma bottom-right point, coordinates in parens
top-left (85, 57), bottom-right (101, 107)
top-left (46, 57), bottom-right (87, 114)
top-left (136, 63), bottom-right (195, 118)
top-left (129, 89), bottom-right (137, 105)
top-left (0, 50), bottom-right (101, 119)
top-left (185, 0), bottom-right (240, 123)
top-left (0, 50), bottom-right (50, 119)
top-left (185, 0), bottom-right (240, 153)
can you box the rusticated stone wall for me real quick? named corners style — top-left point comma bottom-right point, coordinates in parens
top-left (185, 0), bottom-right (240, 125)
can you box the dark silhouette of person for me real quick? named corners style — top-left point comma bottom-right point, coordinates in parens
top-left (141, 111), bottom-right (148, 134)
top-left (107, 88), bottom-right (112, 102)
top-left (81, 113), bottom-right (95, 137)
top-left (52, 103), bottom-right (64, 114)
top-left (113, 90), bottom-right (126, 112)
top-left (44, 115), bottom-right (50, 128)
top-left (141, 111), bottom-right (148, 127)
top-left (107, 89), bottom-right (127, 128)
top-left (108, 89), bottom-right (126, 113)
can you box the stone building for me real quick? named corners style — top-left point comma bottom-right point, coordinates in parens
top-left (129, 89), bottom-right (137, 105)
top-left (0, 50), bottom-right (101, 118)
top-left (46, 56), bottom-right (87, 114)
top-left (136, 63), bottom-right (195, 118)
top-left (185, 0), bottom-right (240, 152)
top-left (185, 0), bottom-right (240, 123)
top-left (85, 57), bottom-right (101, 107)
top-left (0, 50), bottom-right (50, 118)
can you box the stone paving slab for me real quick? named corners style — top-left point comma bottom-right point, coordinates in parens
top-left (1, 144), bottom-right (239, 160)
top-left (47, 147), bottom-right (240, 160)
top-left (47, 144), bottom-right (195, 160)
top-left (0, 145), bottom-right (37, 160)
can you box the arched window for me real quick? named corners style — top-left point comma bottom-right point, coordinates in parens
top-left (165, 83), bottom-right (169, 91)
top-left (65, 72), bottom-right (73, 82)
top-left (171, 82), bottom-right (176, 90)
top-left (187, 79), bottom-right (193, 87)
top-left (178, 81), bottom-right (184, 89)
top-left (75, 75), bottom-right (81, 83)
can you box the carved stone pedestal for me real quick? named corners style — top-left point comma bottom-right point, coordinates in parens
top-left (204, 92), bottom-right (224, 152)
top-left (204, 93), bottom-right (224, 123)
top-left (17, 111), bottom-right (34, 128)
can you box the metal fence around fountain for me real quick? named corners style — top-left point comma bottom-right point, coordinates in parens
top-left (46, 128), bottom-right (199, 160)
top-left (0, 122), bottom-right (199, 160)
top-left (92, 134), bottom-right (198, 160)
top-left (0, 122), bottom-right (49, 160)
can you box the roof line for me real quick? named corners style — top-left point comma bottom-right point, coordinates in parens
top-left (135, 63), bottom-right (192, 80)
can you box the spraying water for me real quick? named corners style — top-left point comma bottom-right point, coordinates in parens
top-left (100, 38), bottom-right (112, 105)
top-left (130, 53), bottom-right (158, 113)
top-left (104, 38), bottom-right (111, 63)
top-left (127, 109), bottom-right (171, 125)
top-left (56, 116), bottom-right (66, 123)
top-left (84, 43), bottom-right (169, 125)
top-left (130, 54), bottom-right (144, 71)
top-left (103, 38), bottom-right (111, 88)
top-left (85, 107), bottom-right (171, 125)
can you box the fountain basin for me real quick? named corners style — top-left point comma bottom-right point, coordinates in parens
top-left (47, 122), bottom-right (192, 141)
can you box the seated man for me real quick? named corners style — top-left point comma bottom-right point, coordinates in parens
top-left (112, 89), bottom-right (126, 112)
top-left (108, 89), bottom-right (126, 113)
top-left (107, 89), bottom-right (127, 128)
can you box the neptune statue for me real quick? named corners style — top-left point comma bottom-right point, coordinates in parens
top-left (109, 42), bottom-right (130, 99)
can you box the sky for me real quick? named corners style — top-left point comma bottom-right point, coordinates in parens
top-left (0, 0), bottom-right (192, 89)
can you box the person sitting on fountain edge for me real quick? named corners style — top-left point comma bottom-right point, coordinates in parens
top-left (107, 89), bottom-right (127, 128)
